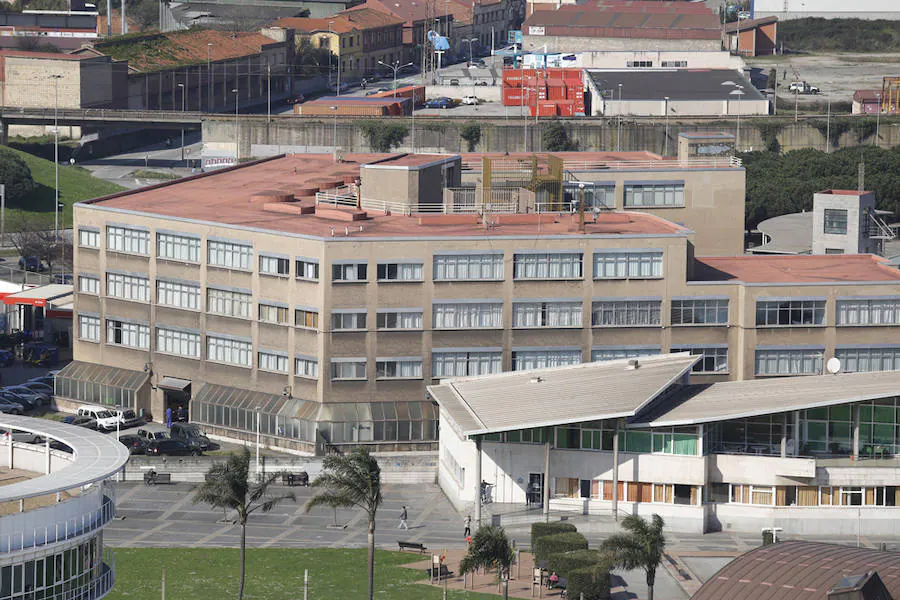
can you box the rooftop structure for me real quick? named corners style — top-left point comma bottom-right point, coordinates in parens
top-left (722, 16), bottom-right (778, 57)
top-left (692, 254), bottom-right (900, 284)
top-left (273, 7), bottom-right (404, 33)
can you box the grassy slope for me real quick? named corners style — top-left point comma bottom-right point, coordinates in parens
top-left (106, 548), bottom-right (496, 600)
top-left (2, 147), bottom-right (124, 229)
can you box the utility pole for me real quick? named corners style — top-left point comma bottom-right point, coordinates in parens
top-left (267, 62), bottom-right (271, 123)
top-left (106, 0), bottom-right (111, 37)
top-left (177, 82), bottom-right (185, 163)
top-left (121, 0), bottom-right (126, 34)
top-left (51, 74), bottom-right (61, 248)
top-left (207, 43), bottom-right (213, 112)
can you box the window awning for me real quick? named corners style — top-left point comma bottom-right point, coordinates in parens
top-left (159, 376), bottom-right (192, 392)
top-left (3, 284), bottom-right (73, 307)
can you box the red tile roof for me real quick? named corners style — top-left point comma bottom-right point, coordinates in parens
top-left (693, 254), bottom-right (900, 284)
top-left (349, 0), bottom-right (453, 24)
top-left (273, 8), bottom-right (404, 34)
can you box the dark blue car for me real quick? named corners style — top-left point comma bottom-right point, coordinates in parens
top-left (424, 97), bottom-right (454, 109)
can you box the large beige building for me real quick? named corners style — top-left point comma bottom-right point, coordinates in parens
top-left (61, 144), bottom-right (900, 455)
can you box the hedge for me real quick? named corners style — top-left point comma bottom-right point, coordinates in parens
top-left (567, 565), bottom-right (612, 600)
top-left (533, 532), bottom-right (589, 563)
top-left (547, 549), bottom-right (605, 578)
top-left (531, 521), bottom-right (578, 544)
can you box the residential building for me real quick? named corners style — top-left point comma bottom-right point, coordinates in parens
top-left (521, 1), bottom-right (723, 54)
top-left (62, 140), bottom-right (900, 457)
top-left (0, 10), bottom-right (98, 51)
top-left (348, 0), bottom-right (453, 66)
top-left (431, 354), bottom-right (900, 535)
top-left (274, 8), bottom-right (405, 80)
top-left (448, 0), bottom-right (524, 57)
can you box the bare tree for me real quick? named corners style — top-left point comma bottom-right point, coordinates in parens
top-left (9, 214), bottom-right (71, 274)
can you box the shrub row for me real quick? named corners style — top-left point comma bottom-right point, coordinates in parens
top-left (530, 521), bottom-right (577, 543)
top-left (533, 532), bottom-right (589, 563)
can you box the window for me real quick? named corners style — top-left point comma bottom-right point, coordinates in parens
top-left (513, 301), bottom-right (582, 328)
top-left (376, 309), bottom-right (423, 330)
top-left (156, 327), bottom-right (200, 358)
top-left (157, 280), bottom-right (200, 310)
top-left (258, 303), bottom-right (289, 325)
top-left (591, 346), bottom-right (660, 361)
top-left (376, 358), bottom-right (423, 379)
top-left (78, 314), bottom-right (99, 342)
top-left (755, 348), bottom-right (824, 376)
top-left (672, 346), bottom-right (728, 374)
top-left (824, 208), bottom-right (848, 234)
top-left (157, 233), bottom-right (200, 262)
top-left (592, 300), bottom-right (661, 327)
top-left (825, 248), bottom-right (845, 254)
top-left (661, 60), bottom-right (687, 67)
top-left (756, 299), bottom-right (826, 326)
top-left (433, 253), bottom-right (504, 281)
top-left (106, 319), bottom-right (149, 349)
top-left (433, 301), bottom-right (503, 329)
top-left (623, 182), bottom-right (684, 207)
top-left (626, 60), bottom-right (653, 67)
top-left (207, 335), bottom-right (252, 367)
top-left (295, 308), bottom-right (319, 329)
top-left (332, 262), bottom-right (367, 282)
top-left (377, 262), bottom-right (423, 281)
top-left (837, 298), bottom-right (900, 326)
top-left (593, 251), bottom-right (663, 279)
top-left (78, 275), bottom-right (99, 295)
top-left (671, 299), bottom-right (728, 325)
top-left (208, 240), bottom-right (252, 270)
top-left (295, 355), bottom-right (319, 379)
top-left (512, 349), bottom-right (582, 370)
top-left (432, 350), bottom-right (502, 377)
top-left (106, 272), bottom-right (149, 302)
top-left (836, 347), bottom-right (900, 373)
top-left (207, 288), bottom-right (252, 319)
top-left (259, 351), bottom-right (289, 373)
top-left (78, 228), bottom-right (99, 248)
top-left (513, 253), bottom-right (582, 280)
top-left (107, 226), bottom-right (149, 255)
top-left (331, 310), bottom-right (367, 331)
top-left (259, 255), bottom-right (290, 277)
top-left (563, 182), bottom-right (615, 209)
top-left (331, 358), bottom-right (367, 380)
top-left (296, 258), bottom-right (320, 281)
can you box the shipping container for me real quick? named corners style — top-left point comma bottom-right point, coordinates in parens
top-left (296, 96), bottom-right (411, 116)
top-left (502, 87), bottom-right (524, 106)
top-left (538, 101), bottom-right (558, 117)
top-left (547, 81), bottom-right (567, 101)
top-left (557, 100), bottom-right (575, 117)
top-left (502, 71), bottom-right (523, 87)
top-left (370, 85), bottom-right (425, 107)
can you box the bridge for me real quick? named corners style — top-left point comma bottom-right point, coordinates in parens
top-left (0, 107), bottom-right (207, 130)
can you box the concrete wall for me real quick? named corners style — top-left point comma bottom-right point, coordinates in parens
top-left (522, 34), bottom-right (721, 53)
top-left (591, 98), bottom-right (769, 118)
top-left (710, 503), bottom-right (900, 536)
top-left (752, 0), bottom-right (900, 20)
top-left (580, 50), bottom-right (745, 71)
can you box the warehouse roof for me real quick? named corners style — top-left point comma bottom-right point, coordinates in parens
top-left (586, 69), bottom-right (765, 101)
top-left (274, 8), bottom-right (404, 33)
top-left (633, 369), bottom-right (900, 427)
top-left (722, 15), bottom-right (778, 33)
top-left (427, 353), bottom-right (698, 436)
top-left (692, 254), bottom-right (900, 283)
top-left (692, 541), bottom-right (900, 600)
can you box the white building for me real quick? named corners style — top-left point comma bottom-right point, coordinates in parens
top-left (430, 353), bottom-right (900, 535)
top-left (752, 0), bottom-right (900, 20)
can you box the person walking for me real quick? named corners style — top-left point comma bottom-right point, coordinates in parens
top-left (165, 406), bottom-right (173, 428)
top-left (398, 505), bottom-right (409, 530)
top-left (464, 514), bottom-right (471, 538)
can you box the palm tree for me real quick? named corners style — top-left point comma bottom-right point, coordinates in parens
top-left (459, 525), bottom-right (515, 600)
top-left (600, 514), bottom-right (666, 600)
top-left (194, 448), bottom-right (296, 600)
top-left (306, 447), bottom-right (383, 600)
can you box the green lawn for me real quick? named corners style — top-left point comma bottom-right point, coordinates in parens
top-left (2, 146), bottom-right (124, 229)
top-left (106, 548), bottom-right (496, 600)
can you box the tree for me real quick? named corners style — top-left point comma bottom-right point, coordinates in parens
top-left (460, 122), bottom-right (482, 152)
top-left (0, 148), bottom-right (36, 206)
top-left (9, 214), bottom-right (69, 273)
top-left (194, 448), bottom-right (296, 600)
top-left (359, 121), bottom-right (408, 152)
top-left (542, 120), bottom-right (577, 152)
top-left (601, 514), bottom-right (666, 600)
top-left (294, 40), bottom-right (332, 78)
top-left (459, 525), bottom-right (515, 600)
top-left (306, 447), bottom-right (383, 600)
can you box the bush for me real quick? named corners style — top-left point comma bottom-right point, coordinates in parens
top-left (567, 565), bottom-right (612, 600)
top-left (548, 549), bottom-right (605, 577)
top-left (531, 521), bottom-right (578, 544)
top-left (358, 120), bottom-right (408, 152)
top-left (459, 123), bottom-right (482, 152)
top-left (0, 147), bottom-right (36, 206)
top-left (541, 120), bottom-right (577, 151)
top-left (533, 532), bottom-right (589, 563)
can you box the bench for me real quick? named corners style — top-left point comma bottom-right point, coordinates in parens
top-left (282, 472), bottom-right (309, 487)
top-left (425, 565), bottom-right (453, 579)
top-left (398, 541), bottom-right (427, 554)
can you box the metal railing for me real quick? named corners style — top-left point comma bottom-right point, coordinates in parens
top-left (0, 264), bottom-right (68, 287)
top-left (0, 491), bottom-right (115, 553)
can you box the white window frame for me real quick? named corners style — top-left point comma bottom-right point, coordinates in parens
top-left (106, 272), bottom-right (150, 303)
top-left (593, 250), bottom-right (663, 280)
top-left (754, 348), bottom-right (824, 376)
top-left (836, 298), bottom-right (900, 326)
top-left (331, 358), bottom-right (367, 381)
top-left (672, 346), bottom-right (728, 374)
top-left (296, 258), bottom-right (320, 281)
top-left (206, 335), bottom-right (253, 368)
top-left (258, 351), bottom-right (289, 374)
top-left (512, 301), bottom-right (582, 328)
top-left (106, 226), bottom-right (149, 255)
top-left (432, 350), bottom-right (502, 378)
top-left (207, 287), bottom-right (252, 319)
top-left (78, 228), bottom-right (99, 248)
top-left (671, 298), bottom-right (729, 326)
top-left (376, 309), bottom-right (423, 330)
top-left (106, 319), bottom-right (150, 349)
top-left (331, 310), bottom-right (367, 331)
top-left (623, 182), bottom-right (685, 207)
top-left (78, 275), bottom-right (99, 295)
top-left (377, 262), bottom-right (424, 282)
top-left (433, 253), bottom-right (504, 281)
top-left (259, 254), bottom-right (290, 277)
top-left (512, 252), bottom-right (583, 280)
top-left (78, 314), bottom-right (100, 342)
top-left (207, 240), bottom-right (252, 271)
top-left (157, 279), bottom-right (201, 311)
top-left (511, 349), bottom-right (582, 371)
top-left (591, 300), bottom-right (662, 327)
top-left (295, 355), bottom-right (319, 379)
top-left (375, 357), bottom-right (423, 380)
top-left (756, 299), bottom-right (826, 327)
top-left (156, 327), bottom-right (201, 359)
top-left (157, 232), bottom-right (200, 263)
top-left (258, 302), bottom-right (289, 325)
top-left (433, 301), bottom-right (503, 329)
top-left (332, 262), bottom-right (368, 283)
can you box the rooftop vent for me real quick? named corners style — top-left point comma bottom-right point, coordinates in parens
top-left (627, 359), bottom-right (640, 370)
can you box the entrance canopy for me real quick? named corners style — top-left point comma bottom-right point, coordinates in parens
top-left (54, 361), bottom-right (148, 408)
top-left (2, 283), bottom-right (72, 307)
top-left (159, 376), bottom-right (192, 392)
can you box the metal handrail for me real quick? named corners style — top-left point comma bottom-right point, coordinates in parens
top-left (0, 493), bottom-right (115, 553)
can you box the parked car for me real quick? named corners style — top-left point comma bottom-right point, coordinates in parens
top-left (284, 93), bottom-right (305, 105)
top-left (18, 256), bottom-right (46, 272)
top-left (71, 416), bottom-right (99, 430)
top-left (137, 427), bottom-right (170, 442)
top-left (448, 78), bottom-right (460, 86)
top-left (425, 97), bottom-right (454, 109)
top-left (470, 58), bottom-right (486, 68)
top-left (170, 423), bottom-right (211, 450)
top-left (5, 386), bottom-right (50, 407)
top-left (1, 391), bottom-right (36, 411)
top-left (118, 434), bottom-right (148, 455)
top-left (146, 439), bottom-right (200, 457)
top-left (76, 405), bottom-right (119, 431)
top-left (461, 95), bottom-right (479, 106)
top-left (0, 429), bottom-right (42, 444)
top-left (0, 398), bottom-right (24, 414)
top-left (19, 381), bottom-right (52, 396)
top-left (114, 408), bottom-right (144, 428)
top-left (28, 375), bottom-right (55, 388)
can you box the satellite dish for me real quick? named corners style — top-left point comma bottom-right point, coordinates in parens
top-left (826, 357), bottom-right (842, 375)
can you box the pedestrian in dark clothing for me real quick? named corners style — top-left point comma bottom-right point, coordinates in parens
top-left (464, 514), bottom-right (471, 538)
top-left (398, 505), bottom-right (409, 529)
top-left (165, 407), bottom-right (173, 428)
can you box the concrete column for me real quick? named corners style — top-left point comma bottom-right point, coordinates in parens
top-left (542, 439), bottom-right (550, 521)
top-left (853, 404), bottom-right (861, 460)
top-left (612, 419), bottom-right (620, 522)
top-left (473, 436), bottom-right (482, 527)
top-left (793, 410), bottom-right (800, 457)
top-left (696, 424), bottom-right (704, 456)
top-left (781, 413), bottom-right (788, 458)
top-left (45, 438), bottom-right (51, 474)
top-left (7, 437), bottom-right (12, 470)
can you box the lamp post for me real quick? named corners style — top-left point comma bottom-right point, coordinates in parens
top-left (330, 105), bottom-right (338, 151)
top-left (663, 96), bottom-right (670, 156)
top-left (721, 81), bottom-right (744, 151)
top-left (378, 60), bottom-right (413, 98)
top-left (232, 88), bottom-right (239, 162)
top-left (206, 43), bottom-right (213, 112)
top-left (50, 74), bottom-right (62, 245)
top-left (616, 82), bottom-right (622, 152)
top-left (464, 37), bottom-right (477, 64)
top-left (177, 82), bottom-right (185, 163)
top-left (329, 21), bottom-right (342, 96)
top-left (875, 92), bottom-right (882, 147)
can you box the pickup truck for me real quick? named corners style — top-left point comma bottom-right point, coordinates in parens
top-left (789, 81), bottom-right (819, 95)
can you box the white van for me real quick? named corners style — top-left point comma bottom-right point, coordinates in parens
top-left (76, 405), bottom-right (119, 431)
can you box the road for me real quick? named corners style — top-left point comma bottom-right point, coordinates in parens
top-left (79, 134), bottom-right (203, 189)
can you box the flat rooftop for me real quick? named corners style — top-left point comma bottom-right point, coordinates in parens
top-left (587, 69), bottom-right (765, 101)
top-left (693, 254), bottom-right (900, 283)
top-left (83, 154), bottom-right (691, 240)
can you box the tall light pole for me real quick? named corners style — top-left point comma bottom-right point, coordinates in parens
top-left (232, 88), bottom-right (239, 163)
top-left (826, 98), bottom-right (831, 153)
top-left (663, 96), bottom-right (670, 156)
top-left (206, 43), bottom-right (213, 112)
top-left (330, 105), bottom-right (338, 151)
top-left (730, 87), bottom-right (744, 151)
top-left (329, 21), bottom-right (342, 96)
top-left (616, 82), bottom-right (622, 152)
top-left (464, 37), bottom-right (477, 64)
top-left (177, 82), bottom-right (185, 163)
top-left (50, 74), bottom-right (62, 244)
top-left (875, 92), bottom-right (882, 147)
top-left (378, 60), bottom-right (413, 97)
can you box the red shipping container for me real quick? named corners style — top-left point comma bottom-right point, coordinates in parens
top-left (548, 83), bottom-right (567, 101)
top-left (537, 101), bottom-right (558, 117)
top-left (502, 88), bottom-right (523, 106)
top-left (564, 69), bottom-right (582, 83)
top-left (557, 100), bottom-right (575, 117)
top-left (502, 72), bottom-right (523, 87)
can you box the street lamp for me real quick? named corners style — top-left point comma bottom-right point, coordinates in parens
top-left (50, 74), bottom-right (62, 245)
top-left (463, 37), bottom-right (477, 64)
top-left (616, 82), bottom-right (623, 152)
top-left (330, 105), bottom-right (338, 151)
top-left (876, 92), bottom-right (882, 147)
top-left (206, 43), bottom-right (213, 112)
top-left (329, 21), bottom-right (341, 96)
top-left (722, 81), bottom-right (745, 151)
top-left (177, 82), bottom-right (186, 163)
top-left (663, 96), bottom-right (670, 156)
top-left (378, 60), bottom-right (414, 97)
top-left (232, 88), bottom-right (239, 162)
